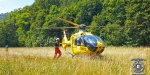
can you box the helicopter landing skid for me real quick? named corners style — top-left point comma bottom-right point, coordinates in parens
top-left (68, 52), bottom-right (75, 58)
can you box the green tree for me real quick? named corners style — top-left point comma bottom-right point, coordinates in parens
top-left (100, 24), bottom-right (126, 46)
top-left (0, 19), bottom-right (18, 46)
top-left (124, 0), bottom-right (150, 46)
top-left (16, 12), bottom-right (31, 46)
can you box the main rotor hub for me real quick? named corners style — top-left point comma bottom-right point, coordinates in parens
top-left (79, 24), bottom-right (86, 29)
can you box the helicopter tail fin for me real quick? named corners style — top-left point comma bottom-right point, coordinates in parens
top-left (62, 30), bottom-right (70, 51)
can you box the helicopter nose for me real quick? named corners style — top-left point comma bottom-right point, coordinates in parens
top-left (86, 42), bottom-right (97, 52)
top-left (82, 35), bottom-right (98, 52)
top-left (88, 47), bottom-right (97, 52)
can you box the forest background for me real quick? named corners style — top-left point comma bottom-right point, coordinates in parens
top-left (0, 0), bottom-right (149, 47)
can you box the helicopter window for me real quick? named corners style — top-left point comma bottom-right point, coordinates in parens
top-left (74, 38), bottom-right (81, 46)
top-left (74, 39), bottom-right (77, 45)
top-left (95, 36), bottom-right (104, 44)
top-left (79, 29), bottom-right (87, 32)
top-left (74, 37), bottom-right (84, 46)
top-left (74, 35), bottom-right (98, 46)
top-left (83, 35), bottom-right (97, 44)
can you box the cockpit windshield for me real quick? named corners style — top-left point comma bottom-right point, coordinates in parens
top-left (95, 36), bottom-right (104, 44)
top-left (81, 35), bottom-right (97, 46)
top-left (74, 35), bottom-right (97, 46)
top-left (74, 35), bottom-right (98, 52)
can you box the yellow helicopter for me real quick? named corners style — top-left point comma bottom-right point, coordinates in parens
top-left (57, 18), bottom-right (105, 56)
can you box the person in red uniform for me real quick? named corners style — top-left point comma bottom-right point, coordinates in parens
top-left (54, 38), bottom-right (62, 59)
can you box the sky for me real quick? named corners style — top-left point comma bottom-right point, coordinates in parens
top-left (0, 0), bottom-right (35, 13)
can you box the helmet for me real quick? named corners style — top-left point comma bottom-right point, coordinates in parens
top-left (56, 38), bottom-right (60, 41)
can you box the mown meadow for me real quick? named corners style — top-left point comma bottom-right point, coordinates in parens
top-left (0, 47), bottom-right (149, 75)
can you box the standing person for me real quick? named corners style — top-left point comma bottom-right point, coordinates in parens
top-left (5, 44), bottom-right (8, 52)
top-left (54, 38), bottom-right (62, 59)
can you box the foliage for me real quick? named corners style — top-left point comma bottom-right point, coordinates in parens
top-left (100, 24), bottom-right (126, 46)
top-left (0, 13), bottom-right (8, 22)
top-left (124, 0), bottom-right (150, 46)
top-left (0, 0), bottom-right (149, 47)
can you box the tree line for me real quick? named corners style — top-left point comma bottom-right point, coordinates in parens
top-left (0, 0), bottom-right (149, 47)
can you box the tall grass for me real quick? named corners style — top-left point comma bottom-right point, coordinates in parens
top-left (0, 47), bottom-right (149, 75)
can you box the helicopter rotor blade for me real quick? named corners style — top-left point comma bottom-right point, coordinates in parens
top-left (57, 18), bottom-right (105, 28)
top-left (86, 26), bottom-right (105, 28)
top-left (36, 27), bottom-right (78, 30)
top-left (57, 18), bottom-right (80, 27)
top-left (49, 27), bottom-right (78, 29)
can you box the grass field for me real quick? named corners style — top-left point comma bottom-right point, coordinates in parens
top-left (0, 46), bottom-right (149, 75)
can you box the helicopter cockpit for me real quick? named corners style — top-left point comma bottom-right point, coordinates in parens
top-left (74, 35), bottom-right (104, 52)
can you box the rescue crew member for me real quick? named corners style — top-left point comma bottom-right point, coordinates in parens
top-left (54, 38), bottom-right (62, 59)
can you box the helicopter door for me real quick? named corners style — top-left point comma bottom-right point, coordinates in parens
top-left (74, 37), bottom-right (84, 46)
top-left (74, 37), bottom-right (86, 53)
